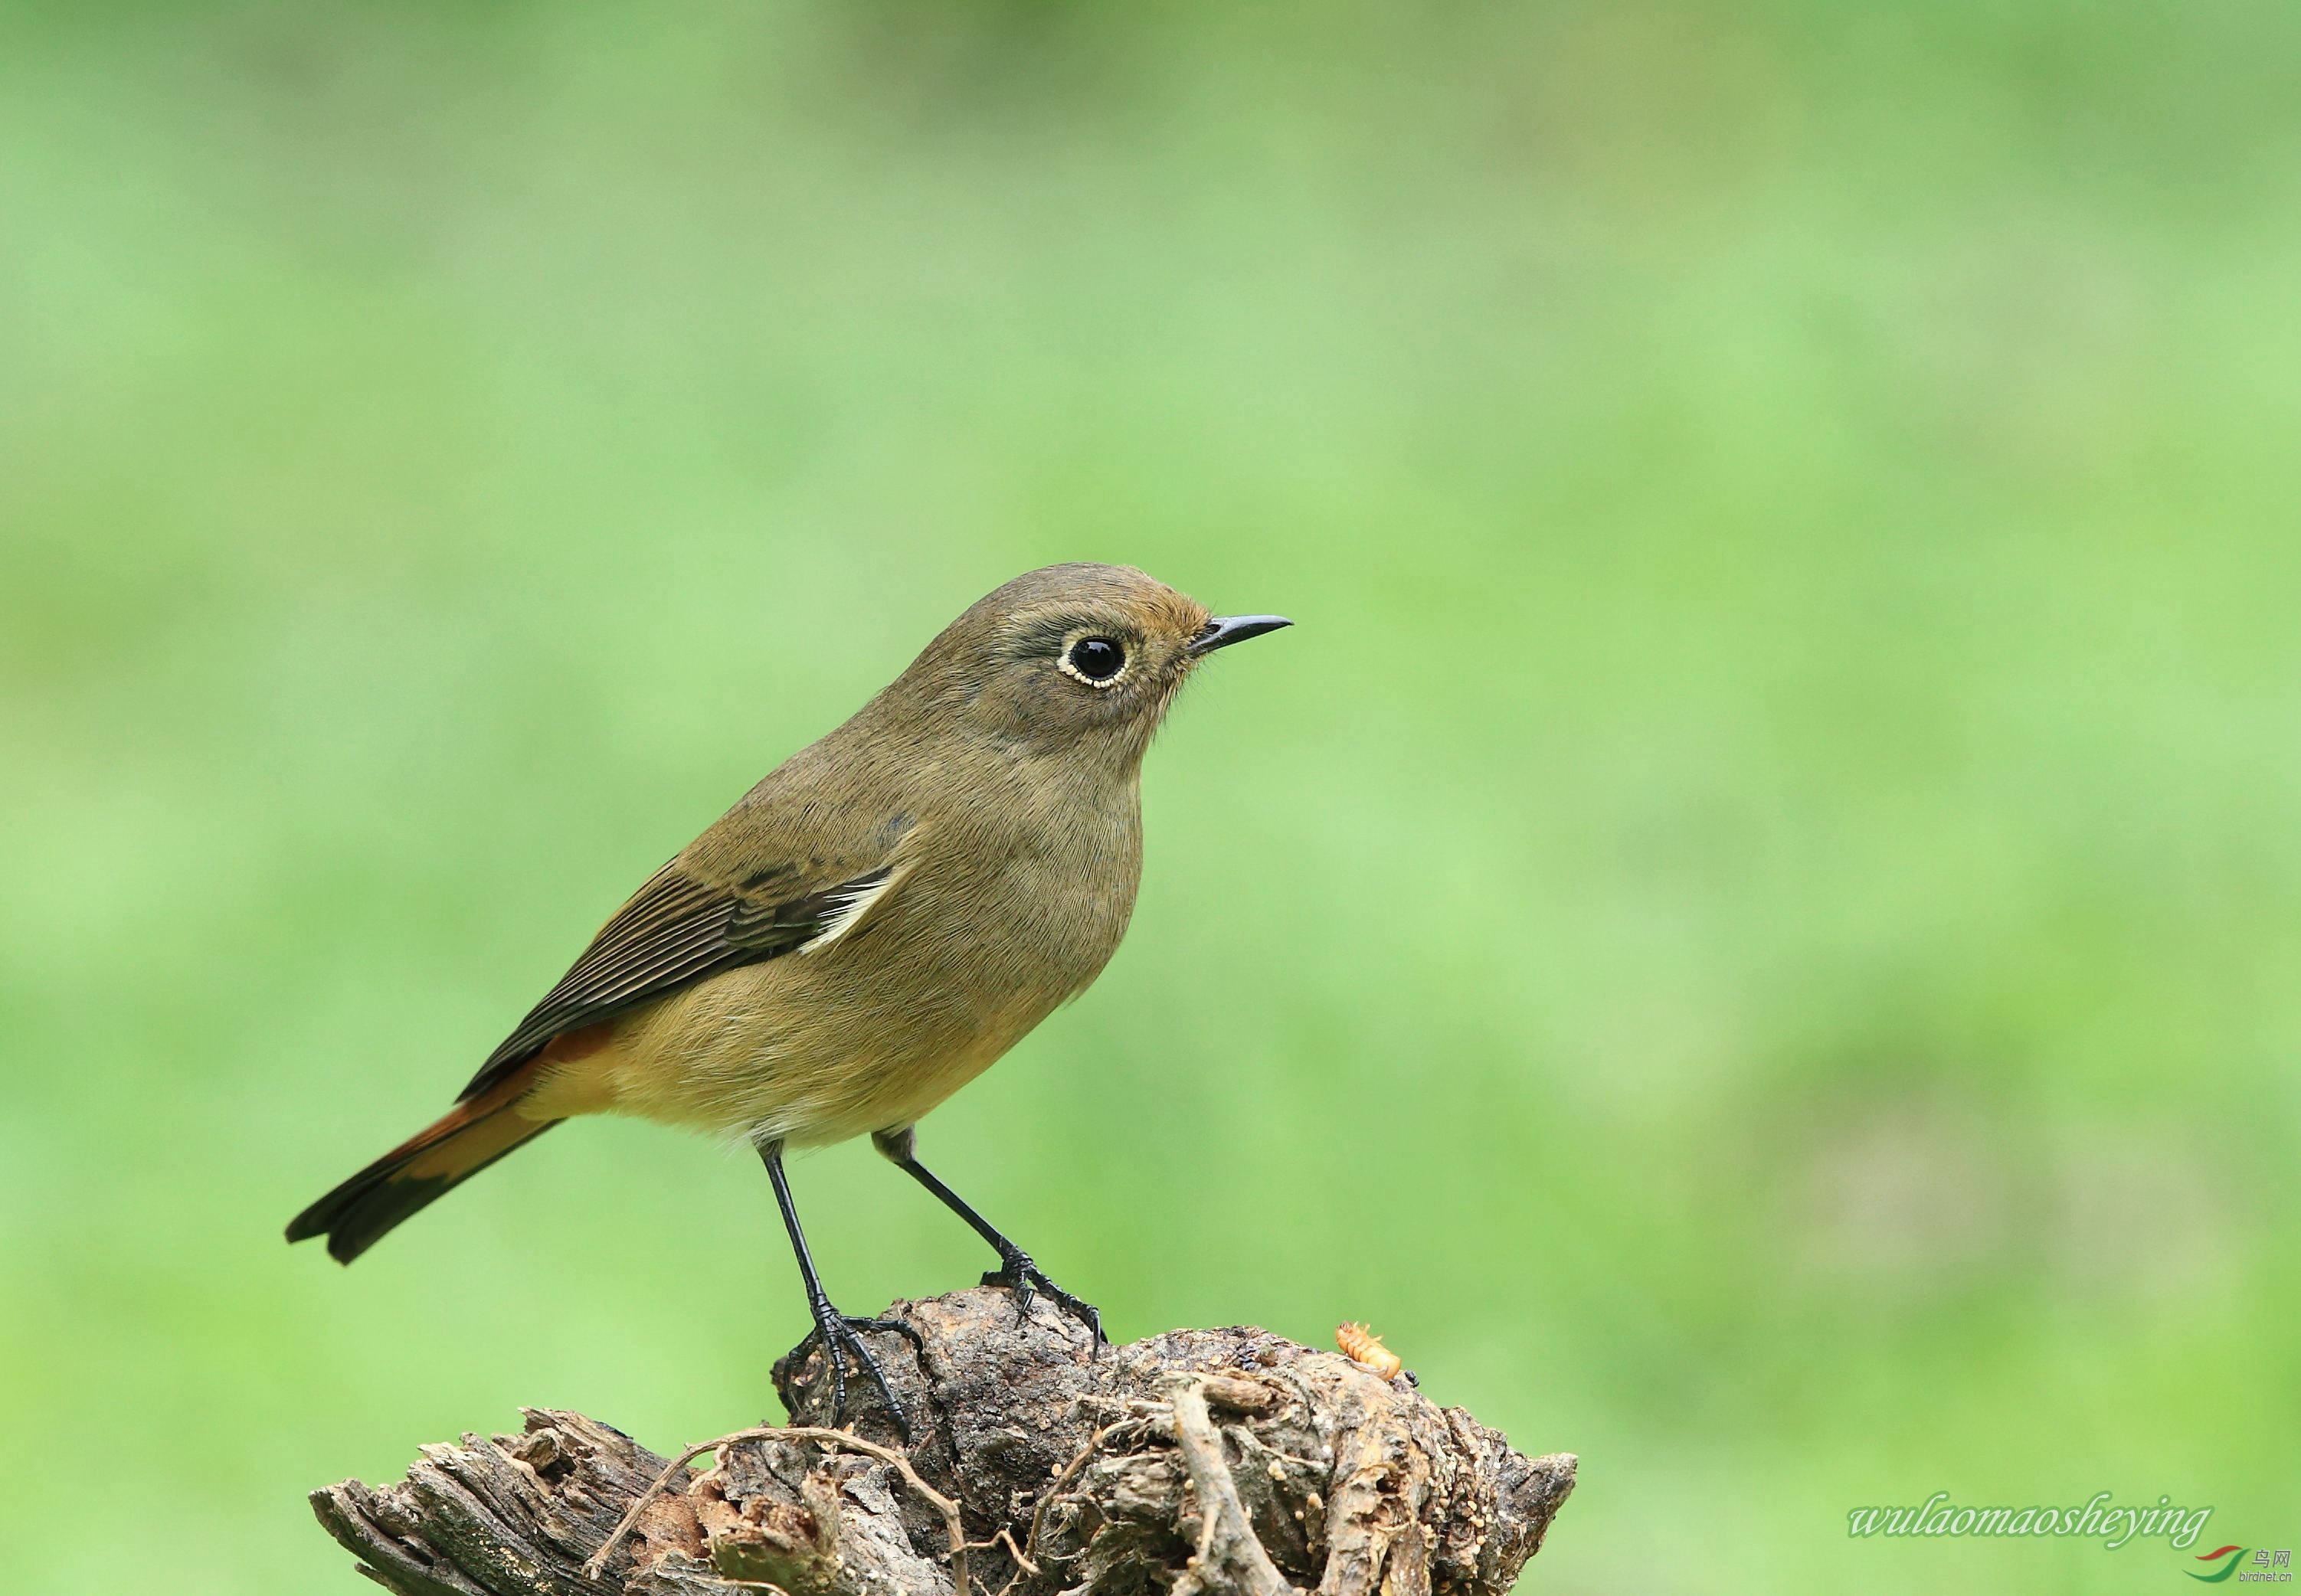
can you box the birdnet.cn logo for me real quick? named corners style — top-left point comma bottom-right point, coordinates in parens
top-left (2187, 1546), bottom-right (2292, 1583)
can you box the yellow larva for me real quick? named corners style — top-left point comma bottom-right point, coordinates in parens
top-left (1335, 1322), bottom-right (1402, 1379)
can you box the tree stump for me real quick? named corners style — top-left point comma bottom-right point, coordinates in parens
top-left (310, 1286), bottom-right (1576, 1595)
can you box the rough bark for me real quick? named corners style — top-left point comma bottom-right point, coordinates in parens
top-left (311, 1286), bottom-right (1576, 1596)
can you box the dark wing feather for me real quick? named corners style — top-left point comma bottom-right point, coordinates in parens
top-left (455, 859), bottom-right (895, 1104)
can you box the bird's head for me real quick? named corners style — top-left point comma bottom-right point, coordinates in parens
top-left (891, 563), bottom-right (1290, 770)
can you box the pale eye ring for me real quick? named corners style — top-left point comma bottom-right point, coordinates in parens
top-left (1059, 634), bottom-right (1128, 687)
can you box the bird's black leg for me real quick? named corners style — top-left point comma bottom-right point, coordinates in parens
top-left (872, 1127), bottom-right (1104, 1350)
top-left (758, 1140), bottom-right (921, 1435)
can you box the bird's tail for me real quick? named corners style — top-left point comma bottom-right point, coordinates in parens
top-left (286, 1074), bottom-right (558, 1264)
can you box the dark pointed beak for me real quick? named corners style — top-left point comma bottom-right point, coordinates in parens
top-left (1188, 614), bottom-right (1293, 656)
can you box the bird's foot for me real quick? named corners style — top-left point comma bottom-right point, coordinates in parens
top-left (984, 1247), bottom-right (1105, 1352)
top-left (793, 1300), bottom-right (923, 1437)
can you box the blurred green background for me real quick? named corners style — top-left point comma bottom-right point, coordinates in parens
top-left (5, 2), bottom-right (2296, 1591)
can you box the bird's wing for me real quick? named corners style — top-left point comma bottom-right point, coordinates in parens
top-left (454, 852), bottom-right (904, 1104)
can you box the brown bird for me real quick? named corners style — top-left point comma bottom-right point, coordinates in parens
top-left (286, 563), bottom-right (1289, 1430)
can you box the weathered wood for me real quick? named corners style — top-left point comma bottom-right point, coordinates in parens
top-left (312, 1286), bottom-right (1576, 1595)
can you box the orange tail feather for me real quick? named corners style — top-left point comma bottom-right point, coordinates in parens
top-left (286, 1070), bottom-right (557, 1264)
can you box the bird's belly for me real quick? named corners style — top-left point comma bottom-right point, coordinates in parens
top-left (522, 808), bottom-right (1138, 1146)
top-left (526, 947), bottom-right (1073, 1147)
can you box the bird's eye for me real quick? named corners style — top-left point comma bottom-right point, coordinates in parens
top-left (1061, 635), bottom-right (1127, 685)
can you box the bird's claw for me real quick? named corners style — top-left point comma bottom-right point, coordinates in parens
top-left (984, 1249), bottom-right (1105, 1353)
top-left (795, 1304), bottom-right (921, 1437)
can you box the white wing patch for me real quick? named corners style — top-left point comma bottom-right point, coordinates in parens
top-left (800, 862), bottom-right (910, 956)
